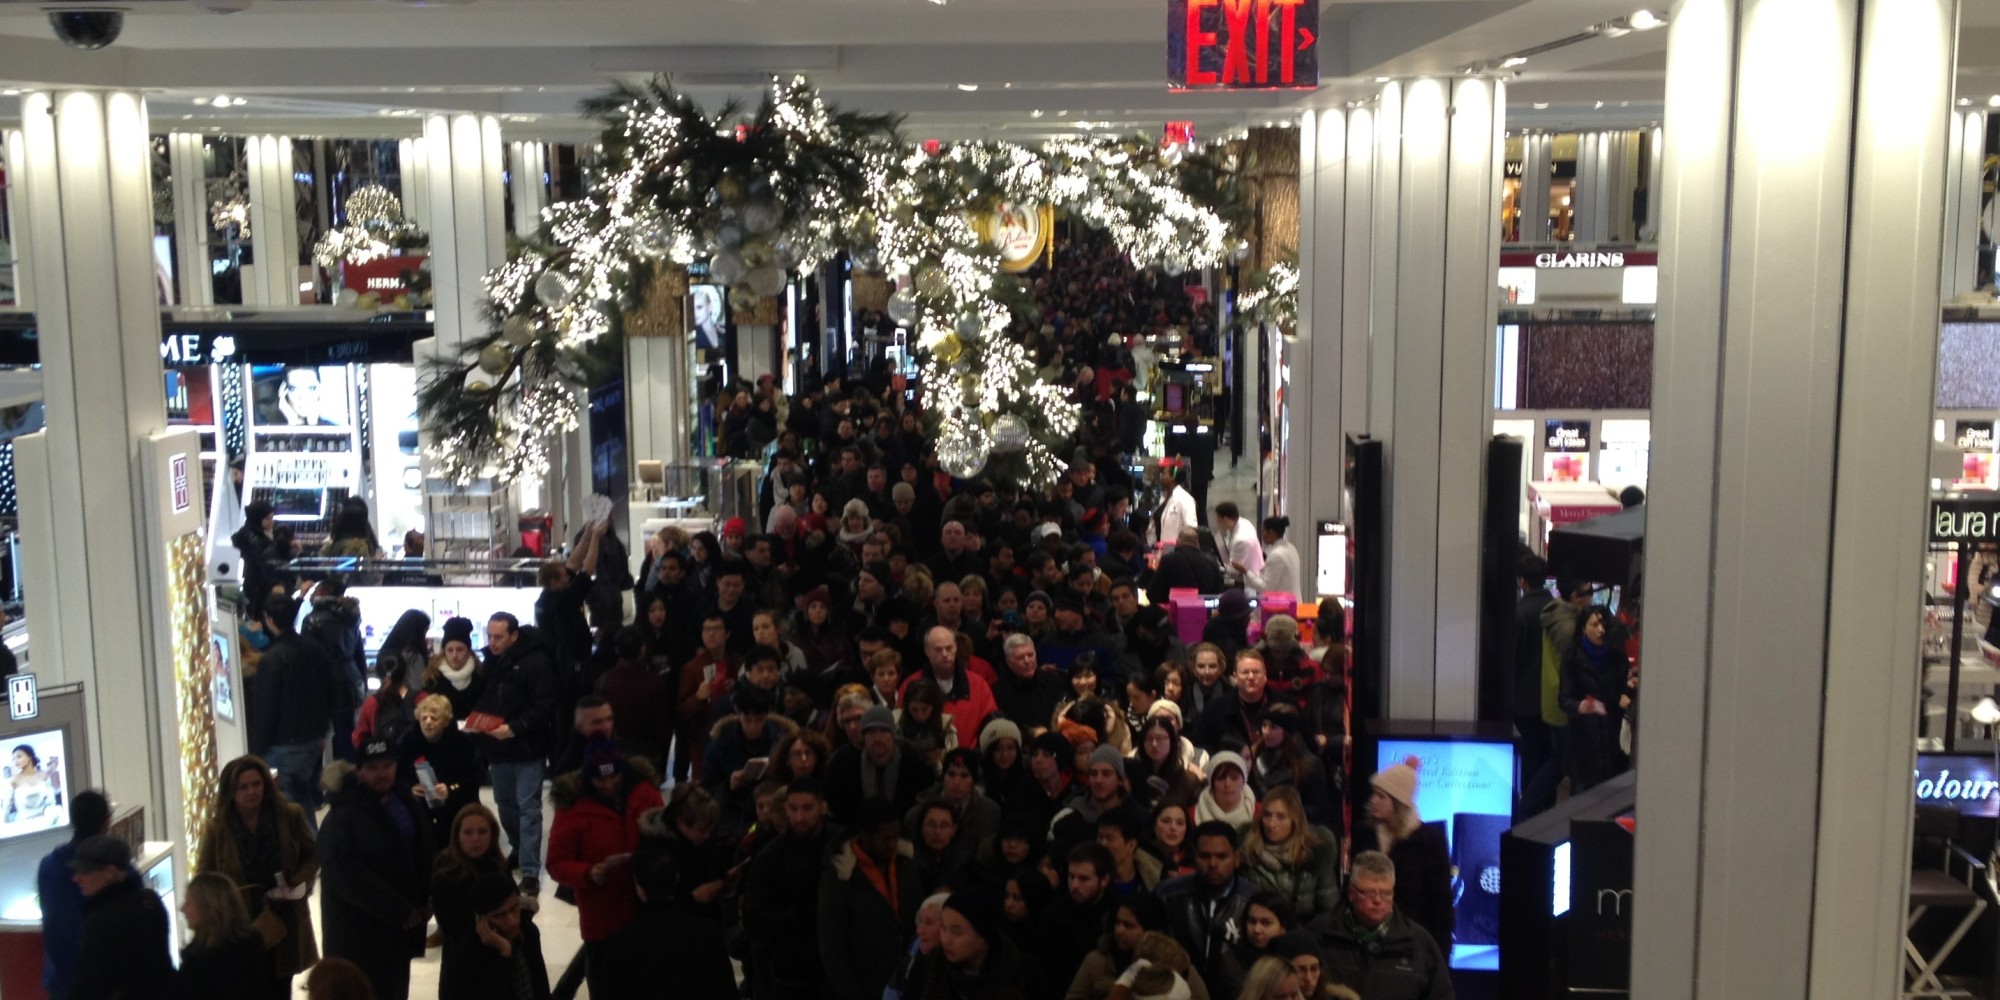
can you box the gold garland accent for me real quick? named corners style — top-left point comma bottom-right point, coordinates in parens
top-left (623, 268), bottom-right (690, 339)
top-left (168, 532), bottom-right (218, 870)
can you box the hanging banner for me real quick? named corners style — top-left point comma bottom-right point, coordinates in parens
top-left (1167, 0), bottom-right (1319, 92)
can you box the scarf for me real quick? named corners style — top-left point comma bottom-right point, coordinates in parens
top-left (1195, 785), bottom-right (1256, 830)
top-left (438, 659), bottom-right (477, 690)
top-left (852, 846), bottom-right (903, 921)
top-left (861, 746), bottom-right (905, 804)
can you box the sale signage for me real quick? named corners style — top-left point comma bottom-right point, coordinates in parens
top-left (1168, 0), bottom-right (1319, 91)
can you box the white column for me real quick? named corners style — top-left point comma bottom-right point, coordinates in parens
top-left (14, 89), bottom-right (178, 830)
top-left (627, 337), bottom-right (691, 469)
top-left (1643, 126), bottom-right (1666, 242)
top-left (3, 130), bottom-right (32, 309)
top-left (1631, 0), bottom-right (1955, 998)
top-left (243, 134), bottom-right (299, 306)
top-left (1519, 131), bottom-right (1551, 242)
top-left (423, 113), bottom-right (507, 355)
top-left (1375, 77), bottom-right (1504, 720)
top-left (1941, 111), bottom-right (1986, 299)
top-left (508, 140), bottom-right (548, 238)
top-left (167, 133), bottom-right (213, 308)
top-left (398, 136), bottom-right (430, 232)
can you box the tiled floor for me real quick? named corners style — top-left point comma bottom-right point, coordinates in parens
top-left (293, 782), bottom-right (590, 999)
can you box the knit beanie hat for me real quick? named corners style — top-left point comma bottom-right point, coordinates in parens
top-left (892, 482), bottom-right (915, 503)
top-left (583, 741), bottom-right (626, 779)
top-left (1057, 718), bottom-right (1099, 751)
top-left (1146, 699), bottom-right (1185, 728)
top-left (1088, 744), bottom-right (1127, 781)
top-left (1371, 755), bottom-right (1422, 809)
top-left (979, 718), bottom-right (1023, 753)
top-left (1207, 750), bottom-right (1248, 782)
top-left (441, 616), bottom-right (475, 648)
top-left (945, 884), bottom-right (1006, 949)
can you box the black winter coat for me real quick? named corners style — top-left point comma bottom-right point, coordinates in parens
top-left (317, 764), bottom-right (434, 979)
top-left (172, 930), bottom-right (276, 1000)
top-left (1352, 821), bottom-right (1455, 951)
top-left (1311, 904), bottom-right (1455, 1000)
top-left (1154, 874), bottom-right (1258, 986)
top-left (71, 877), bottom-right (174, 1000)
top-left (826, 742), bottom-right (936, 825)
top-left (248, 633), bottom-right (339, 755)
top-left (819, 835), bottom-right (925, 1000)
top-left (591, 904), bottom-right (736, 1000)
top-left (471, 628), bottom-right (560, 763)
top-left (436, 916), bottom-right (550, 1000)
top-left (991, 668), bottom-right (1067, 733)
top-left (303, 597), bottom-right (367, 717)
top-left (743, 822), bottom-right (842, 995)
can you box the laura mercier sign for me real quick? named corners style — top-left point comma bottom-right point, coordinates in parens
top-left (1931, 497), bottom-right (2000, 545)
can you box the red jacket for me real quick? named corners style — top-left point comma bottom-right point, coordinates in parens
top-left (546, 778), bottom-right (666, 940)
top-left (899, 665), bottom-right (998, 751)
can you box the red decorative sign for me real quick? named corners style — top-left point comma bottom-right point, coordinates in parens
top-left (340, 254), bottom-right (426, 298)
top-left (1168, 0), bottom-right (1318, 91)
top-left (1165, 121), bottom-right (1196, 145)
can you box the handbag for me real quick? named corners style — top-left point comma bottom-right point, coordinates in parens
top-left (251, 902), bottom-right (287, 949)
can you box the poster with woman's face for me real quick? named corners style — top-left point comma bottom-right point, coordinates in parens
top-left (1, 729), bottom-right (70, 838)
top-left (688, 284), bottom-right (725, 351)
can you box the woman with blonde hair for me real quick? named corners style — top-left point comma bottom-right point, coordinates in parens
top-left (1240, 786), bottom-right (1340, 921)
top-left (174, 871), bottom-right (278, 998)
top-left (1351, 756), bottom-right (1454, 953)
top-left (195, 754), bottom-right (318, 999)
top-left (1234, 955), bottom-right (1303, 1000)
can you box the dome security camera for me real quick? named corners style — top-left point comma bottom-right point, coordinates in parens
top-left (46, 8), bottom-right (125, 49)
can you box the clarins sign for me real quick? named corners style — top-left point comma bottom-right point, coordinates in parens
top-left (1499, 250), bottom-right (1658, 270)
top-left (1536, 251), bottom-right (1624, 269)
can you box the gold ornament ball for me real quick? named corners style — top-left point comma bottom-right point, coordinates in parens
top-left (932, 333), bottom-right (964, 366)
top-left (356, 291), bottom-right (381, 310)
top-left (740, 240), bottom-right (774, 269)
top-left (478, 342), bottom-right (513, 376)
top-left (958, 371), bottom-right (979, 391)
top-left (502, 314), bottom-right (537, 346)
top-left (729, 286), bottom-right (762, 313)
top-left (392, 294), bottom-right (411, 311)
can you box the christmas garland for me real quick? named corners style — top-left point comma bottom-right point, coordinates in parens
top-left (1237, 260), bottom-right (1299, 333)
top-left (313, 185), bottom-right (430, 268)
top-left (418, 76), bottom-right (1242, 488)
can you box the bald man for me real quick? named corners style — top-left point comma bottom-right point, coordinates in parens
top-left (1149, 527), bottom-right (1226, 604)
top-left (899, 626), bottom-right (999, 750)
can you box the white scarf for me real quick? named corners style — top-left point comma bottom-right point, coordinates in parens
top-left (438, 659), bottom-right (478, 690)
top-left (1195, 785), bottom-right (1256, 830)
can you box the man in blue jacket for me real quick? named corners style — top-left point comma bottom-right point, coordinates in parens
top-left (36, 790), bottom-right (111, 1000)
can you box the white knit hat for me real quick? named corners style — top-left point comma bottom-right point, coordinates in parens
top-left (1371, 755), bottom-right (1422, 809)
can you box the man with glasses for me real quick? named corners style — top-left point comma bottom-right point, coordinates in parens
top-left (469, 612), bottom-right (558, 903)
top-left (1310, 850), bottom-right (1453, 1000)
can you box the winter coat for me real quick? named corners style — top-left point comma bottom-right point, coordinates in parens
top-left (193, 798), bottom-right (320, 976)
top-left (819, 834), bottom-right (926, 1000)
top-left (437, 914), bottom-right (550, 1000)
top-left (634, 808), bottom-right (734, 924)
top-left (1065, 944), bottom-right (1212, 1000)
top-left (316, 761), bottom-right (434, 977)
top-left (470, 627), bottom-right (560, 763)
top-left (826, 741), bottom-right (939, 825)
top-left (901, 938), bottom-right (1040, 1000)
top-left (248, 632), bottom-right (340, 754)
top-left (421, 653), bottom-right (485, 722)
top-left (591, 903), bottom-right (736, 1000)
top-left (703, 713), bottom-right (797, 827)
top-left (1155, 874), bottom-right (1258, 985)
top-left (1560, 636), bottom-right (1632, 790)
top-left (1352, 820), bottom-right (1455, 951)
top-left (744, 822), bottom-right (844, 996)
top-left (396, 723), bottom-right (484, 842)
top-left (1242, 825), bottom-right (1342, 920)
top-left (36, 841), bottom-right (92, 995)
top-left (904, 788), bottom-right (1002, 855)
top-left (595, 656), bottom-right (676, 768)
top-left (303, 596), bottom-right (367, 717)
top-left (1126, 754), bottom-right (1204, 813)
top-left (536, 570), bottom-right (596, 674)
top-left (992, 667), bottom-right (1068, 733)
top-left (1191, 687), bottom-right (1266, 754)
top-left (71, 876), bottom-right (174, 1000)
top-left (675, 648), bottom-right (739, 780)
top-left (172, 930), bottom-right (277, 1000)
top-left (546, 767), bottom-right (666, 941)
top-left (1513, 587), bottom-right (1554, 717)
top-left (1311, 904), bottom-right (1456, 1000)
top-left (900, 664), bottom-right (999, 752)
top-left (1251, 749), bottom-right (1336, 829)
top-left (1038, 893), bottom-right (1116, 993)
top-left (1148, 546), bottom-right (1224, 605)
top-left (429, 853), bottom-right (507, 1000)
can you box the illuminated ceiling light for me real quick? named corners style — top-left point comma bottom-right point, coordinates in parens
top-left (957, 83), bottom-right (979, 92)
top-left (1501, 56), bottom-right (1528, 68)
top-left (1958, 97), bottom-right (1973, 107)
top-left (1627, 9), bottom-right (1665, 30)
top-left (1373, 76), bottom-right (1390, 83)
top-left (1531, 102), bottom-right (1549, 109)
top-left (210, 95), bottom-right (231, 107)
top-left (1594, 100), bottom-right (1605, 109)
top-left (1989, 94), bottom-right (2000, 108)
top-left (1029, 109), bottom-right (1044, 118)
top-left (231, 97), bottom-right (246, 106)
top-left (1056, 110), bottom-right (1068, 117)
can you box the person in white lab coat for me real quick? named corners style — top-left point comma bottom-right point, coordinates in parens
top-left (1153, 465), bottom-right (1200, 549)
top-left (1214, 502), bottom-right (1265, 589)
top-left (1240, 516), bottom-right (1301, 599)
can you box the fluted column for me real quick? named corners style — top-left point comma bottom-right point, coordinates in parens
top-left (243, 134), bottom-right (300, 306)
top-left (167, 132), bottom-right (213, 307)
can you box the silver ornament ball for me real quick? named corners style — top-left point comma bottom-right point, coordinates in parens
top-left (710, 250), bottom-right (748, 286)
top-left (534, 270), bottom-right (578, 310)
top-left (991, 413), bottom-right (1030, 453)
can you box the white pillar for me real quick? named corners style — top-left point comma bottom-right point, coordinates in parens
top-left (167, 133), bottom-right (213, 308)
top-left (14, 89), bottom-right (178, 830)
top-left (3, 130), bottom-right (32, 309)
top-left (423, 113), bottom-right (507, 355)
top-left (1519, 131), bottom-right (1551, 242)
top-left (1375, 77), bottom-right (1504, 721)
top-left (1643, 126), bottom-right (1666, 242)
top-left (1631, 0), bottom-right (1955, 997)
top-left (1942, 111), bottom-right (1986, 299)
top-left (243, 134), bottom-right (299, 306)
top-left (398, 136), bottom-right (430, 232)
top-left (508, 140), bottom-right (548, 238)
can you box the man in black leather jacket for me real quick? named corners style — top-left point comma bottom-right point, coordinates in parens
top-left (1154, 820), bottom-right (1259, 987)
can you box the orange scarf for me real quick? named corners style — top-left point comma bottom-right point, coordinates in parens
top-left (852, 846), bottom-right (901, 921)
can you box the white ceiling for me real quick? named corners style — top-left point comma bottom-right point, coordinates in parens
top-left (0, 0), bottom-right (1985, 140)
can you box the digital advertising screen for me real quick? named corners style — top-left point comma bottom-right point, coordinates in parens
top-left (250, 364), bottom-right (353, 429)
top-left (0, 727), bottom-right (71, 838)
top-left (1376, 737), bottom-right (1517, 971)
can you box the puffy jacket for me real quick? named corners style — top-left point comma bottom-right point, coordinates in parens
top-left (702, 713), bottom-right (796, 827)
top-left (818, 834), bottom-right (924, 1000)
top-left (744, 821), bottom-right (843, 993)
top-left (1241, 825), bottom-right (1342, 920)
top-left (545, 764), bottom-right (664, 941)
top-left (303, 597), bottom-right (367, 715)
top-left (248, 633), bottom-right (339, 754)
top-left (1311, 904), bottom-right (1455, 1000)
top-left (470, 627), bottom-right (559, 763)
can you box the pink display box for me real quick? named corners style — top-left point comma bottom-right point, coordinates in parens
top-left (1259, 591), bottom-right (1298, 623)
top-left (1169, 593), bottom-right (1209, 646)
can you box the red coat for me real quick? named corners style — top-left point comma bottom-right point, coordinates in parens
top-left (546, 778), bottom-right (666, 941)
top-left (899, 665), bottom-right (998, 751)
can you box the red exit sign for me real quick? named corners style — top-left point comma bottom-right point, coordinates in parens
top-left (1168, 0), bottom-right (1319, 91)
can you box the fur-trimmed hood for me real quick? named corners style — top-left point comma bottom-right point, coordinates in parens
top-left (708, 711), bottom-right (800, 742)
top-left (550, 754), bottom-right (662, 810)
top-left (827, 832), bottom-right (915, 881)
